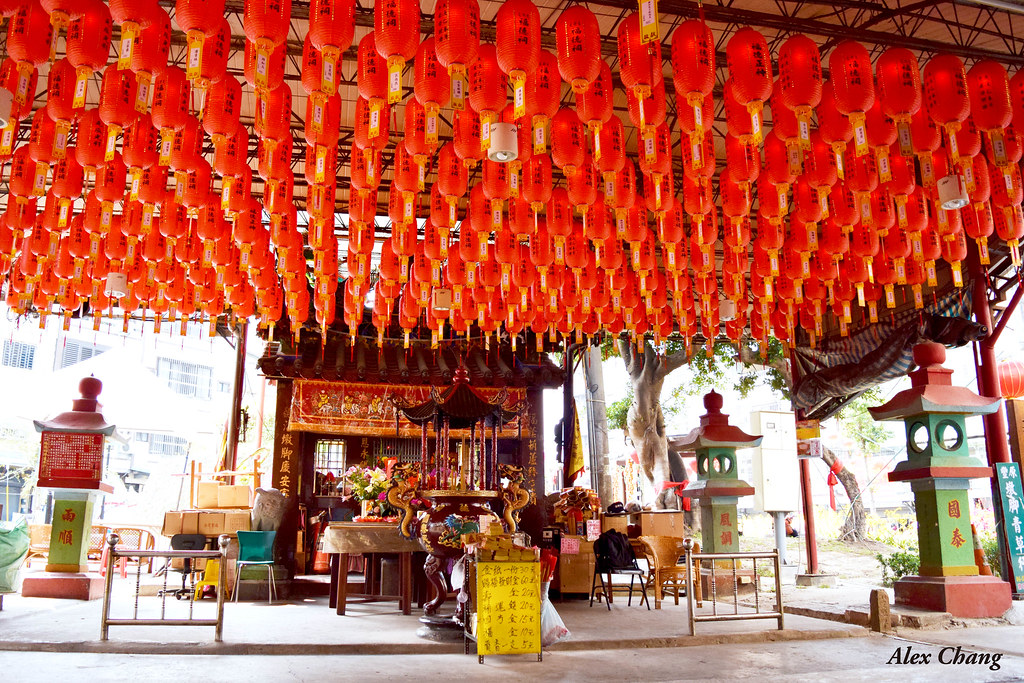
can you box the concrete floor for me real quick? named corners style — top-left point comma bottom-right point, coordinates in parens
top-left (2, 574), bottom-right (1023, 681)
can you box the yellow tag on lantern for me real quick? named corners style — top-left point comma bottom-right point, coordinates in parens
top-left (896, 119), bottom-right (913, 157)
top-left (369, 103), bottom-right (381, 139)
top-left (513, 72), bottom-right (526, 120)
top-left (315, 145), bottom-right (327, 183)
top-left (851, 111), bottom-right (868, 157)
top-left (876, 147), bottom-right (892, 183)
top-left (426, 103), bottom-right (439, 147)
top-left (0, 120), bottom-right (15, 156)
top-left (32, 162), bottom-right (47, 196)
top-left (451, 65), bottom-right (467, 111)
top-left (135, 71), bottom-right (151, 113)
top-left (221, 175), bottom-right (234, 209)
top-left (73, 66), bottom-right (91, 109)
top-left (254, 38), bottom-right (273, 91)
top-left (387, 55), bottom-right (404, 104)
top-left (118, 21), bottom-right (138, 70)
top-left (321, 46), bottom-right (339, 95)
top-left (639, 0), bottom-right (660, 43)
top-left (534, 116), bottom-right (548, 155)
top-left (104, 124), bottom-right (120, 162)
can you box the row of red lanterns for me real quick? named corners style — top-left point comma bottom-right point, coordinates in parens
top-left (0, 0), bottom-right (1021, 353)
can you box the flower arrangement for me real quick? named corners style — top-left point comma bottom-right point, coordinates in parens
top-left (345, 465), bottom-right (398, 520)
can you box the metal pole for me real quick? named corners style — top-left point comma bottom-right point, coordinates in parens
top-left (226, 321), bottom-right (248, 478)
top-left (788, 347), bottom-right (820, 575)
top-left (561, 346), bottom-right (575, 489)
top-left (773, 510), bottom-right (787, 566)
top-left (798, 458), bottom-right (820, 574)
top-left (967, 242), bottom-right (1014, 583)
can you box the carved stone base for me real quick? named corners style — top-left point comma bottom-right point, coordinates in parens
top-left (416, 613), bottom-right (464, 642)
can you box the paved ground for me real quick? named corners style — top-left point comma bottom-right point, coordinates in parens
top-left (4, 631), bottom-right (1024, 682)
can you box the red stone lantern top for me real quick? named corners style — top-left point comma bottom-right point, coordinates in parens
top-left (674, 390), bottom-right (764, 451)
top-left (869, 343), bottom-right (1001, 420)
top-left (33, 376), bottom-right (115, 492)
top-left (33, 376), bottom-right (116, 435)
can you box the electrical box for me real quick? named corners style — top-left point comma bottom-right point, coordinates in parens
top-left (750, 411), bottom-right (800, 512)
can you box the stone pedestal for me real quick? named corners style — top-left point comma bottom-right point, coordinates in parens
top-left (21, 572), bottom-right (104, 600)
top-left (894, 575), bottom-right (1013, 618)
top-left (870, 343), bottom-right (1013, 618)
top-left (22, 489), bottom-right (107, 600)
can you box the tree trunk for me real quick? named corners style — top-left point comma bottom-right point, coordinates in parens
top-left (822, 446), bottom-right (867, 542)
top-left (617, 338), bottom-right (688, 509)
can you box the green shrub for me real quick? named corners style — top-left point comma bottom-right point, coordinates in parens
top-left (876, 550), bottom-right (920, 587)
top-left (980, 533), bottom-right (1002, 576)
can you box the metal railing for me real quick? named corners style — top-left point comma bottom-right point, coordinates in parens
top-left (100, 533), bottom-right (229, 642)
top-left (683, 543), bottom-right (784, 636)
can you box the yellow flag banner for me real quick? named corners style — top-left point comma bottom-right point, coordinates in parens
top-left (564, 400), bottom-right (585, 485)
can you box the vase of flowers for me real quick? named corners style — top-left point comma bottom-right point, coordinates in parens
top-left (345, 465), bottom-right (397, 520)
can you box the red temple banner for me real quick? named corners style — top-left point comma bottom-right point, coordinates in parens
top-left (289, 381), bottom-right (529, 438)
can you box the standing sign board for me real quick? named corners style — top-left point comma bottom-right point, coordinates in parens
top-left (471, 561), bottom-right (542, 662)
top-left (995, 462), bottom-right (1024, 594)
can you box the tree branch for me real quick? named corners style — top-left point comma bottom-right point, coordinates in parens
top-left (737, 345), bottom-right (793, 389)
top-left (618, 336), bottom-right (641, 380)
top-left (641, 340), bottom-right (658, 383)
top-left (662, 349), bottom-right (690, 377)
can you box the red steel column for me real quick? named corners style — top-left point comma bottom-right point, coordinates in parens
top-left (789, 348), bottom-right (819, 574)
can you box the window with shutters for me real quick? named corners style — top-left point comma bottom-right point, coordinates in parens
top-left (157, 358), bottom-right (213, 400)
top-left (54, 340), bottom-right (108, 370)
top-left (2, 340), bottom-right (35, 369)
top-left (149, 433), bottom-right (188, 457)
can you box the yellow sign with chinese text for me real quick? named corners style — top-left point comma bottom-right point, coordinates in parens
top-left (474, 561), bottom-right (541, 657)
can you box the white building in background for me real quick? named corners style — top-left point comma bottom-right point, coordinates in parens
top-left (0, 307), bottom-right (268, 527)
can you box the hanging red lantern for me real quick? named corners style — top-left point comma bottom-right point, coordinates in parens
top-left (968, 60), bottom-right (1012, 166)
top-left (244, 0), bottom-right (292, 90)
top-left (875, 47), bottom-right (922, 157)
top-left (98, 65), bottom-right (140, 161)
top-left (555, 4), bottom-right (600, 94)
top-left (129, 6), bottom-right (170, 113)
top-left (151, 67), bottom-right (190, 164)
top-left (434, 0), bottom-right (480, 111)
top-left (829, 40), bottom-right (875, 157)
top-left (204, 74), bottom-right (242, 146)
top-left (671, 19), bottom-right (715, 140)
top-left (524, 49), bottom-right (560, 155)
top-left (374, 0), bottom-right (419, 104)
top-left (923, 53), bottom-right (970, 164)
top-left (777, 34), bottom-right (822, 148)
top-left (256, 82), bottom-right (293, 146)
top-left (496, 0), bottom-right (541, 120)
top-left (577, 61), bottom-right (613, 161)
top-left (551, 107), bottom-right (585, 177)
top-left (414, 37), bottom-right (450, 148)
top-left (8, 1), bottom-right (53, 105)
top-left (725, 27), bottom-right (771, 142)
top-left (175, 0), bottom-right (223, 84)
top-left (309, 0), bottom-right (354, 95)
top-left (109, 0), bottom-right (157, 70)
top-left (66, 2), bottom-right (112, 112)
top-left (618, 12), bottom-right (663, 131)
top-left (469, 43), bottom-right (507, 151)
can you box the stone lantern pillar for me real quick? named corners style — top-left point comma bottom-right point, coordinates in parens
top-left (22, 377), bottom-right (116, 600)
top-left (679, 391), bottom-right (761, 554)
top-left (869, 342), bottom-right (1012, 618)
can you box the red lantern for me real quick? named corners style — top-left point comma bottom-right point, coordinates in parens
top-left (414, 37), bottom-right (450, 147)
top-left (551, 107), bottom-right (585, 177)
top-left (244, 0), bottom-right (292, 90)
top-left (725, 27), bottom-right (771, 142)
top-left (152, 66), bottom-right (190, 163)
top-left (66, 2), bottom-right (112, 112)
top-left (577, 60), bottom-right (613, 159)
top-left (999, 361), bottom-right (1024, 399)
top-left (469, 43), bottom-right (507, 150)
top-left (525, 49), bottom-right (560, 153)
top-left (875, 47), bottom-right (921, 157)
top-left (374, 0), bottom-right (419, 104)
top-left (309, 0), bottom-right (354, 95)
top-left (109, 0), bottom-right (158, 70)
top-left (829, 40), bottom-right (875, 156)
top-left (204, 74), bottom-right (242, 145)
top-left (129, 6), bottom-right (170, 113)
top-left (496, 0), bottom-right (541, 120)
top-left (968, 60), bottom-right (1013, 165)
top-left (75, 108), bottom-right (107, 175)
top-left (99, 65), bottom-right (140, 161)
top-left (433, 0), bottom-right (480, 110)
top-left (671, 19), bottom-right (715, 139)
top-left (923, 54), bottom-right (970, 163)
top-left (8, 1), bottom-right (53, 105)
top-left (777, 34), bottom-right (822, 147)
top-left (556, 4), bottom-right (600, 94)
top-left (618, 12), bottom-right (662, 132)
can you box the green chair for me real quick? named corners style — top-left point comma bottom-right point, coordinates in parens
top-left (233, 530), bottom-right (277, 604)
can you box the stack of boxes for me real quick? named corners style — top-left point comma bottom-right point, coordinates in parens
top-left (161, 480), bottom-right (253, 537)
top-left (463, 525), bottom-right (540, 562)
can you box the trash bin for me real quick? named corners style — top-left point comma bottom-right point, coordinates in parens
top-left (0, 518), bottom-right (30, 594)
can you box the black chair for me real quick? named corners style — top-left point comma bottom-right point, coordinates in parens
top-left (159, 534), bottom-right (208, 601)
top-left (589, 530), bottom-right (650, 610)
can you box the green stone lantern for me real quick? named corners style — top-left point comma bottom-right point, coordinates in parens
top-left (869, 342), bottom-right (1012, 618)
top-left (679, 391), bottom-right (761, 554)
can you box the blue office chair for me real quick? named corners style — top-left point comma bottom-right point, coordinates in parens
top-left (233, 530), bottom-right (277, 604)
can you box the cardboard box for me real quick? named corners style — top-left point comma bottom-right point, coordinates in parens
top-left (223, 510), bottom-right (251, 534)
top-left (637, 510), bottom-right (686, 537)
top-left (600, 513), bottom-right (629, 535)
top-left (217, 485), bottom-right (251, 508)
top-left (180, 511), bottom-right (201, 535)
top-left (197, 511), bottom-right (225, 536)
top-left (197, 481), bottom-right (222, 509)
top-left (162, 511), bottom-right (183, 536)
top-left (556, 536), bottom-right (595, 594)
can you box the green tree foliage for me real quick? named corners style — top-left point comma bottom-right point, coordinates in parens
top-left (834, 388), bottom-right (890, 455)
top-left (606, 389), bottom-right (633, 431)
